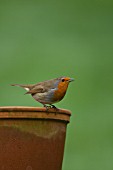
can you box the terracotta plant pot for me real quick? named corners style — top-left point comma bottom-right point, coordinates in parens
top-left (0, 106), bottom-right (71, 170)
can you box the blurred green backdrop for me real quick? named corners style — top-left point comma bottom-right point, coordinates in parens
top-left (0, 0), bottom-right (113, 169)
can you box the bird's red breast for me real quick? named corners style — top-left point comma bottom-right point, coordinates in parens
top-left (53, 79), bottom-right (69, 102)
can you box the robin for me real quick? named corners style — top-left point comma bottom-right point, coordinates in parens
top-left (11, 76), bottom-right (74, 108)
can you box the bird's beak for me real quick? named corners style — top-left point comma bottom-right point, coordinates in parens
top-left (69, 78), bottom-right (74, 82)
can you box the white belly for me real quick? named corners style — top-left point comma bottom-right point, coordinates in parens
top-left (32, 92), bottom-right (54, 104)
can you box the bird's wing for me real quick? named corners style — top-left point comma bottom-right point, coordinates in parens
top-left (25, 84), bottom-right (46, 94)
top-left (26, 79), bottom-right (58, 95)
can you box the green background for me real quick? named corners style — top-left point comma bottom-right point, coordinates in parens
top-left (0, 0), bottom-right (113, 169)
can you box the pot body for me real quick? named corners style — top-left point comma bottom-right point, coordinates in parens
top-left (0, 107), bottom-right (71, 170)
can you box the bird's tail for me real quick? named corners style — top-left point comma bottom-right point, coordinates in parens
top-left (11, 84), bottom-right (32, 92)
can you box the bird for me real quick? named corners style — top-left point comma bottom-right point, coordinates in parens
top-left (11, 76), bottom-right (74, 109)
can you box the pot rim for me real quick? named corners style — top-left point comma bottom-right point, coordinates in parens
top-left (0, 106), bottom-right (71, 123)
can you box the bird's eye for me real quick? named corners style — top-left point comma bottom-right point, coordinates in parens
top-left (62, 78), bottom-right (65, 82)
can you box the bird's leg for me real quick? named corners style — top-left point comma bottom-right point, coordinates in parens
top-left (50, 104), bottom-right (59, 113)
top-left (43, 104), bottom-right (47, 108)
top-left (43, 104), bottom-right (50, 112)
top-left (50, 104), bottom-right (57, 109)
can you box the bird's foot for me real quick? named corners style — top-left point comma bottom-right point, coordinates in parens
top-left (50, 104), bottom-right (57, 109)
top-left (43, 104), bottom-right (59, 114)
top-left (43, 104), bottom-right (50, 112)
top-left (50, 104), bottom-right (59, 114)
